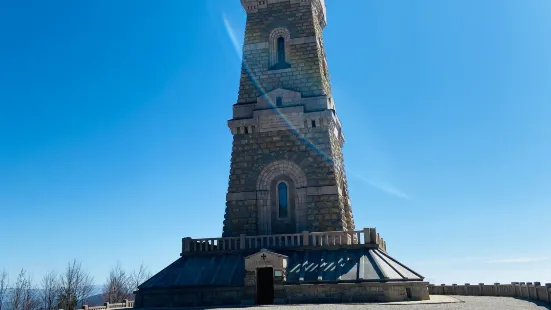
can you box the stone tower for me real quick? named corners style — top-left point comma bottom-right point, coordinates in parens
top-left (223, 0), bottom-right (354, 237)
top-left (134, 2), bottom-right (430, 306)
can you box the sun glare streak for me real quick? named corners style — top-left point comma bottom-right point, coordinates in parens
top-left (221, 13), bottom-right (333, 164)
top-left (222, 14), bottom-right (242, 59)
top-left (222, 13), bottom-right (409, 205)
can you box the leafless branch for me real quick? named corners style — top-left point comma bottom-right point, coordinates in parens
top-left (0, 269), bottom-right (9, 310)
top-left (57, 260), bottom-right (94, 310)
top-left (102, 263), bottom-right (131, 303)
top-left (10, 269), bottom-right (39, 310)
top-left (129, 263), bottom-right (152, 292)
top-left (40, 271), bottom-right (59, 310)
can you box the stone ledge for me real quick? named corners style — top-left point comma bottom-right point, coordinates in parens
top-left (227, 185), bottom-right (338, 201)
top-left (267, 67), bottom-right (292, 74)
top-left (243, 36), bottom-right (317, 52)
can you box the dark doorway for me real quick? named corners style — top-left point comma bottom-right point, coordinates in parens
top-left (406, 287), bottom-right (412, 299)
top-left (256, 267), bottom-right (274, 305)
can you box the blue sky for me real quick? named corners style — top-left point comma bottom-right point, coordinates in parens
top-left (1, 0), bottom-right (550, 286)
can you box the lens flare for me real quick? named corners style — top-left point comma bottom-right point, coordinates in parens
top-left (222, 14), bottom-right (333, 164)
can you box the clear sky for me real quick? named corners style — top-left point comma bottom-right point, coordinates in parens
top-left (1, 0), bottom-right (550, 286)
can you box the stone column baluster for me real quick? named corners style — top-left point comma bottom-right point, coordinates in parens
top-left (240, 234), bottom-right (246, 250)
top-left (369, 228), bottom-right (377, 246)
top-left (302, 231), bottom-right (309, 246)
top-left (363, 228), bottom-right (370, 244)
top-left (182, 237), bottom-right (192, 253)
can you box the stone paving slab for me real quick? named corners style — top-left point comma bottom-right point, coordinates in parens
top-left (382, 295), bottom-right (462, 305)
top-left (140, 295), bottom-right (551, 309)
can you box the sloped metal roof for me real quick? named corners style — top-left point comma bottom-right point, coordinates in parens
top-left (139, 254), bottom-right (245, 289)
top-left (282, 248), bottom-right (423, 283)
top-left (138, 248), bottom-right (423, 289)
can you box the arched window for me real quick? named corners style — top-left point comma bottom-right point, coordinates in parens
top-left (277, 37), bottom-right (285, 65)
top-left (276, 96), bottom-right (283, 107)
top-left (277, 182), bottom-right (288, 218)
top-left (269, 28), bottom-right (291, 70)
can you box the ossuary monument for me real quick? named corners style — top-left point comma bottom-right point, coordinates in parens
top-left (133, 0), bottom-right (429, 307)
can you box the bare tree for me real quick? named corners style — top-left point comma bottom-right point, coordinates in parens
top-left (57, 260), bottom-right (94, 310)
top-left (40, 271), bottom-right (59, 310)
top-left (128, 264), bottom-right (152, 293)
top-left (11, 269), bottom-right (25, 310)
top-left (10, 269), bottom-right (38, 310)
top-left (22, 278), bottom-right (38, 310)
top-left (102, 263), bottom-right (131, 303)
top-left (0, 269), bottom-right (8, 310)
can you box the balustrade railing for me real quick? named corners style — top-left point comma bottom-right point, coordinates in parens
top-left (81, 300), bottom-right (133, 310)
top-left (182, 227), bottom-right (387, 254)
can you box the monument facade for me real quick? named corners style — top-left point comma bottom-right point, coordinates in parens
top-left (133, 0), bottom-right (429, 307)
top-left (223, 0), bottom-right (353, 237)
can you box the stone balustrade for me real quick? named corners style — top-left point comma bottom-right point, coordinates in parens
top-left (428, 282), bottom-right (551, 304)
top-left (80, 300), bottom-right (134, 310)
top-left (181, 227), bottom-right (387, 254)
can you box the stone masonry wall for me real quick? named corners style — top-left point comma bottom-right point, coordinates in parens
top-left (134, 281), bottom-right (429, 307)
top-left (223, 0), bottom-right (354, 237)
top-left (312, 0), bottom-right (331, 97)
top-left (283, 281), bottom-right (429, 303)
top-left (328, 119), bottom-right (354, 231)
top-left (428, 282), bottom-right (551, 304)
top-left (223, 121), bottom-right (347, 236)
top-left (237, 1), bottom-right (329, 103)
top-left (134, 287), bottom-right (243, 308)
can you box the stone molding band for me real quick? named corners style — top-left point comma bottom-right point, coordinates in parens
top-left (243, 36), bottom-right (317, 52)
top-left (227, 185), bottom-right (338, 201)
top-left (241, 0), bottom-right (327, 26)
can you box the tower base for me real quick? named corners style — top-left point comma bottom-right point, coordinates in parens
top-left (133, 230), bottom-right (429, 307)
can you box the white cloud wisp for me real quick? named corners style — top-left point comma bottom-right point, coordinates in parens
top-left (485, 257), bottom-right (550, 264)
top-left (352, 173), bottom-right (410, 200)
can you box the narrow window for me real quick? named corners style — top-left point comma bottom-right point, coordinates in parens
top-left (244, 127), bottom-right (249, 134)
top-left (277, 37), bottom-right (285, 64)
top-left (311, 120), bottom-right (316, 128)
top-left (278, 182), bottom-right (288, 218)
top-left (276, 96), bottom-right (283, 107)
top-left (236, 127), bottom-right (241, 134)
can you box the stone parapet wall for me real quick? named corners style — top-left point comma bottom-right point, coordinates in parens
top-left (80, 300), bottom-right (134, 310)
top-left (428, 282), bottom-right (551, 304)
top-left (183, 228), bottom-right (387, 254)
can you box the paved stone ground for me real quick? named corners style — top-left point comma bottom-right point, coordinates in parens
top-left (165, 296), bottom-right (551, 309)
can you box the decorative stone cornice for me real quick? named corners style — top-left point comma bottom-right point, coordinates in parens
top-left (240, 0), bottom-right (327, 26)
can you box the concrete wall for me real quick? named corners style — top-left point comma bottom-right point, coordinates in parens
top-left (428, 282), bottom-right (551, 304)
